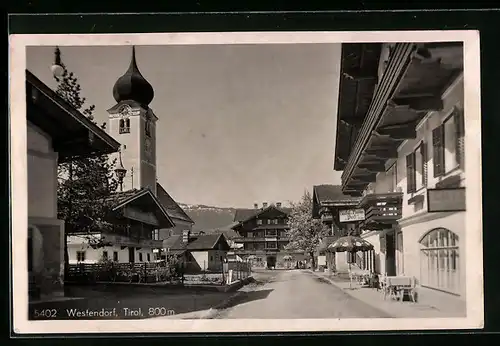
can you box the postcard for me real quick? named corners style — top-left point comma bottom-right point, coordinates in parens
top-left (9, 30), bottom-right (483, 334)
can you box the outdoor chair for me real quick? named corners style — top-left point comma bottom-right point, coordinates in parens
top-left (383, 276), bottom-right (417, 302)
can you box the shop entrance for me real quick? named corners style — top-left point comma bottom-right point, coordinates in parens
top-left (385, 231), bottom-right (397, 276)
top-left (128, 247), bottom-right (135, 263)
top-left (266, 255), bottom-right (276, 269)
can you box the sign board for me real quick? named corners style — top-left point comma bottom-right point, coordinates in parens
top-left (427, 188), bottom-right (466, 212)
top-left (339, 209), bottom-right (366, 223)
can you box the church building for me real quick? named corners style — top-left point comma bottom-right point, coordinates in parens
top-left (67, 47), bottom-right (194, 264)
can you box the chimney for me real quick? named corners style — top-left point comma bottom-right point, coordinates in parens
top-left (182, 230), bottom-right (190, 243)
top-left (262, 202), bottom-right (268, 208)
top-left (276, 202), bottom-right (282, 208)
top-left (254, 203), bottom-right (259, 209)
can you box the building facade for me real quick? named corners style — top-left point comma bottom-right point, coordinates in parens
top-left (232, 202), bottom-right (306, 269)
top-left (26, 70), bottom-right (121, 299)
top-left (67, 47), bottom-right (191, 264)
top-left (312, 184), bottom-right (362, 272)
top-left (334, 42), bottom-right (465, 300)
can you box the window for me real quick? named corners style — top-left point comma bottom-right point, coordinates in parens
top-left (152, 229), bottom-right (159, 240)
top-left (145, 118), bottom-right (152, 137)
top-left (265, 241), bottom-right (277, 249)
top-left (386, 163), bottom-right (397, 192)
top-left (270, 219), bottom-right (278, 225)
top-left (256, 219), bottom-right (263, 225)
top-left (76, 251), bottom-right (86, 262)
top-left (433, 106), bottom-right (465, 176)
top-left (406, 142), bottom-right (427, 193)
top-left (265, 230), bottom-right (277, 237)
top-left (139, 253), bottom-right (143, 262)
top-left (113, 251), bottom-right (118, 262)
top-left (444, 115), bottom-right (458, 172)
top-left (147, 253), bottom-right (151, 262)
top-left (119, 118), bottom-right (130, 134)
top-left (220, 256), bottom-right (223, 261)
top-left (210, 256), bottom-right (214, 261)
top-left (102, 251), bottom-right (108, 260)
top-left (419, 228), bottom-right (460, 294)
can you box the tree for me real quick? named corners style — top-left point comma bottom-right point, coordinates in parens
top-left (285, 190), bottom-right (330, 270)
top-left (54, 52), bottom-right (119, 274)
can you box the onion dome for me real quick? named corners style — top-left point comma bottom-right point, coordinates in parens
top-left (112, 46), bottom-right (154, 107)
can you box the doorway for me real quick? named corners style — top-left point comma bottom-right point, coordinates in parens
top-left (385, 231), bottom-right (396, 276)
top-left (128, 247), bottom-right (135, 263)
top-left (266, 255), bottom-right (276, 269)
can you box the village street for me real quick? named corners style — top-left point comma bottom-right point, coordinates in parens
top-left (214, 270), bottom-right (390, 319)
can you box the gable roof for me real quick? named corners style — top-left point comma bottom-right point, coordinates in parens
top-left (105, 187), bottom-right (175, 229)
top-left (233, 205), bottom-right (292, 223)
top-left (26, 70), bottom-right (121, 162)
top-left (156, 183), bottom-right (194, 224)
top-left (313, 185), bottom-right (361, 204)
top-left (163, 233), bottom-right (230, 251)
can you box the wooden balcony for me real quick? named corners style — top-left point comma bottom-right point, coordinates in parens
top-left (358, 192), bottom-right (403, 230)
top-left (341, 42), bottom-right (463, 195)
top-left (101, 233), bottom-right (163, 249)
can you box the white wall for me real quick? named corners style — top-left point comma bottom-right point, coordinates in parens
top-left (363, 232), bottom-right (383, 274)
top-left (67, 237), bottom-right (157, 264)
top-left (191, 251), bottom-right (209, 271)
top-left (27, 122), bottom-right (58, 219)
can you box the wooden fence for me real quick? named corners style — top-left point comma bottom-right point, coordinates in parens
top-left (67, 262), bottom-right (181, 284)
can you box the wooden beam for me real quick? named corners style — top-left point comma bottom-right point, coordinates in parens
top-left (358, 162), bottom-right (387, 172)
top-left (375, 127), bottom-right (416, 140)
top-left (352, 173), bottom-right (377, 183)
top-left (365, 146), bottom-right (398, 157)
top-left (393, 94), bottom-right (443, 112)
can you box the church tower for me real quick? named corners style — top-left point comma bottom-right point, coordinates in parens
top-left (107, 46), bottom-right (158, 195)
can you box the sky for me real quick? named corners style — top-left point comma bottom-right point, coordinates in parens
top-left (27, 44), bottom-right (343, 208)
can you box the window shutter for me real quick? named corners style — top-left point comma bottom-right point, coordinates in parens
top-left (432, 125), bottom-right (444, 177)
top-left (453, 106), bottom-right (465, 169)
top-left (406, 153), bottom-right (415, 193)
top-left (420, 142), bottom-right (428, 187)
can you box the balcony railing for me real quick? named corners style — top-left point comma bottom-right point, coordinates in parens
top-left (358, 192), bottom-right (403, 229)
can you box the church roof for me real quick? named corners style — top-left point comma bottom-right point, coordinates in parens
top-left (112, 46), bottom-right (154, 107)
top-left (156, 183), bottom-right (195, 225)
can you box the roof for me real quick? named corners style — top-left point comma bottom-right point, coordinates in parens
top-left (26, 70), bottom-right (121, 162)
top-left (104, 187), bottom-right (175, 229)
top-left (156, 183), bottom-right (194, 224)
top-left (233, 205), bottom-right (292, 223)
top-left (313, 185), bottom-right (361, 204)
top-left (163, 233), bottom-right (230, 251)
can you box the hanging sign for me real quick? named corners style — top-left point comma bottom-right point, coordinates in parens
top-left (339, 209), bottom-right (366, 223)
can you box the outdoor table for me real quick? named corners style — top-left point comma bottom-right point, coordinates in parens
top-left (384, 276), bottom-right (416, 302)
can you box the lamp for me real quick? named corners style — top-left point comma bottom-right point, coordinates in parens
top-left (114, 149), bottom-right (127, 191)
top-left (51, 47), bottom-right (65, 78)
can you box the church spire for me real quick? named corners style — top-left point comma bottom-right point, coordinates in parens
top-left (112, 46), bottom-right (155, 107)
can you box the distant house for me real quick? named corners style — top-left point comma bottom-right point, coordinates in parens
top-left (231, 202), bottom-right (306, 269)
top-left (162, 231), bottom-right (230, 273)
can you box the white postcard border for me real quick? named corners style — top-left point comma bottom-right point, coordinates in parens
top-left (9, 30), bottom-right (483, 334)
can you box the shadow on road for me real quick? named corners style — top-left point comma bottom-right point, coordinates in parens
top-left (217, 289), bottom-right (274, 310)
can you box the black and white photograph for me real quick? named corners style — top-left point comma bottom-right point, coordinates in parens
top-left (10, 31), bottom-right (483, 333)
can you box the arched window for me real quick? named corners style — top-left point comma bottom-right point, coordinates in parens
top-left (119, 118), bottom-right (130, 134)
top-left (419, 228), bottom-right (459, 294)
